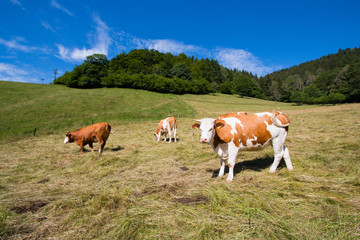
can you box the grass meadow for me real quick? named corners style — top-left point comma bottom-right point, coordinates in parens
top-left (0, 81), bottom-right (359, 239)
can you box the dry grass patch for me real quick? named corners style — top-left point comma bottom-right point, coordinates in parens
top-left (1, 96), bottom-right (359, 239)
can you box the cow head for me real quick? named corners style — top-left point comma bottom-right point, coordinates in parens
top-left (64, 131), bottom-right (73, 144)
top-left (192, 118), bottom-right (226, 144)
top-left (153, 132), bottom-right (161, 141)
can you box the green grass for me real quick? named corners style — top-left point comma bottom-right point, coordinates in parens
top-left (0, 81), bottom-right (195, 140)
top-left (0, 81), bottom-right (359, 239)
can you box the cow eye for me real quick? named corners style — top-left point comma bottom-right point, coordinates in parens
top-left (209, 128), bottom-right (213, 132)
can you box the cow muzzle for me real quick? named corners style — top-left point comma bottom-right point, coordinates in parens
top-left (200, 138), bottom-right (208, 143)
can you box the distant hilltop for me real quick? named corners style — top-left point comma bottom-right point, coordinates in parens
top-left (54, 47), bottom-right (360, 104)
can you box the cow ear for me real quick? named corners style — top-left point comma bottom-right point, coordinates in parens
top-left (192, 123), bottom-right (200, 129)
top-left (66, 131), bottom-right (71, 137)
top-left (215, 120), bottom-right (225, 130)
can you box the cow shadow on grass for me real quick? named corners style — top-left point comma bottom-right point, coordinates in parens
top-left (163, 138), bottom-right (181, 142)
top-left (109, 145), bottom-right (124, 152)
top-left (76, 145), bottom-right (124, 153)
top-left (209, 155), bottom-right (287, 178)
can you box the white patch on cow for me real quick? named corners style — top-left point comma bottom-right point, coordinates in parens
top-left (222, 117), bottom-right (245, 147)
top-left (64, 136), bottom-right (69, 144)
top-left (222, 117), bottom-right (241, 136)
top-left (198, 118), bottom-right (216, 143)
top-left (162, 118), bottom-right (169, 129)
top-left (226, 141), bottom-right (240, 182)
top-left (214, 143), bottom-right (228, 159)
top-left (246, 136), bottom-right (257, 147)
top-left (265, 119), bottom-right (280, 138)
top-left (255, 112), bottom-right (271, 117)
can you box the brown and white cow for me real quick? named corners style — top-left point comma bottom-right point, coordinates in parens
top-left (64, 122), bottom-right (112, 154)
top-left (154, 117), bottom-right (177, 143)
top-left (192, 111), bottom-right (293, 182)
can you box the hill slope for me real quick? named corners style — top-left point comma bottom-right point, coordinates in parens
top-left (258, 47), bottom-right (360, 103)
top-left (0, 81), bottom-right (196, 140)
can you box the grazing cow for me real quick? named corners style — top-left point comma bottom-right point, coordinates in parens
top-left (64, 122), bottom-right (112, 154)
top-left (154, 117), bottom-right (177, 143)
top-left (192, 111), bottom-right (293, 182)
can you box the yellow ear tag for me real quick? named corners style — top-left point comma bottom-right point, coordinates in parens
top-left (216, 126), bottom-right (221, 129)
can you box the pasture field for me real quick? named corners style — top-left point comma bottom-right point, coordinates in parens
top-left (0, 81), bottom-right (359, 239)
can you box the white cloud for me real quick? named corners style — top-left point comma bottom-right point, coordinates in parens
top-left (0, 37), bottom-right (50, 54)
top-left (0, 62), bottom-right (27, 76)
top-left (41, 20), bottom-right (56, 32)
top-left (56, 14), bottom-right (112, 62)
top-left (10, 0), bottom-right (25, 10)
top-left (56, 44), bottom-right (100, 62)
top-left (50, 0), bottom-right (73, 16)
top-left (0, 63), bottom-right (42, 83)
top-left (213, 48), bottom-right (277, 76)
top-left (0, 37), bottom-right (36, 53)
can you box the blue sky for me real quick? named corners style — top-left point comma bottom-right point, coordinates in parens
top-left (1, 0), bottom-right (359, 84)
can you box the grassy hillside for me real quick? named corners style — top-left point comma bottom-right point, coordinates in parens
top-left (0, 81), bottom-right (195, 140)
top-left (0, 81), bottom-right (359, 239)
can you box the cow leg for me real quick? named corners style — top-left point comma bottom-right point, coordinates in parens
top-left (283, 145), bottom-right (293, 171)
top-left (174, 127), bottom-right (177, 143)
top-left (163, 132), bottom-right (167, 142)
top-left (218, 158), bottom-right (226, 177)
top-left (89, 142), bottom-right (94, 152)
top-left (101, 141), bottom-right (106, 152)
top-left (98, 139), bottom-right (104, 153)
top-left (79, 143), bottom-right (84, 155)
top-left (167, 127), bottom-right (172, 143)
top-left (226, 145), bottom-right (239, 182)
top-left (269, 138), bottom-right (284, 173)
top-left (217, 146), bottom-right (227, 177)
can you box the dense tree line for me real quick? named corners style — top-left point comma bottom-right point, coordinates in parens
top-left (53, 49), bottom-right (265, 97)
top-left (258, 47), bottom-right (360, 104)
top-left (53, 47), bottom-right (360, 104)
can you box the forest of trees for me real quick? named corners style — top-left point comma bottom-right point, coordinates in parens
top-left (258, 47), bottom-right (360, 104)
top-left (53, 49), bottom-right (265, 97)
top-left (53, 47), bottom-right (360, 104)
